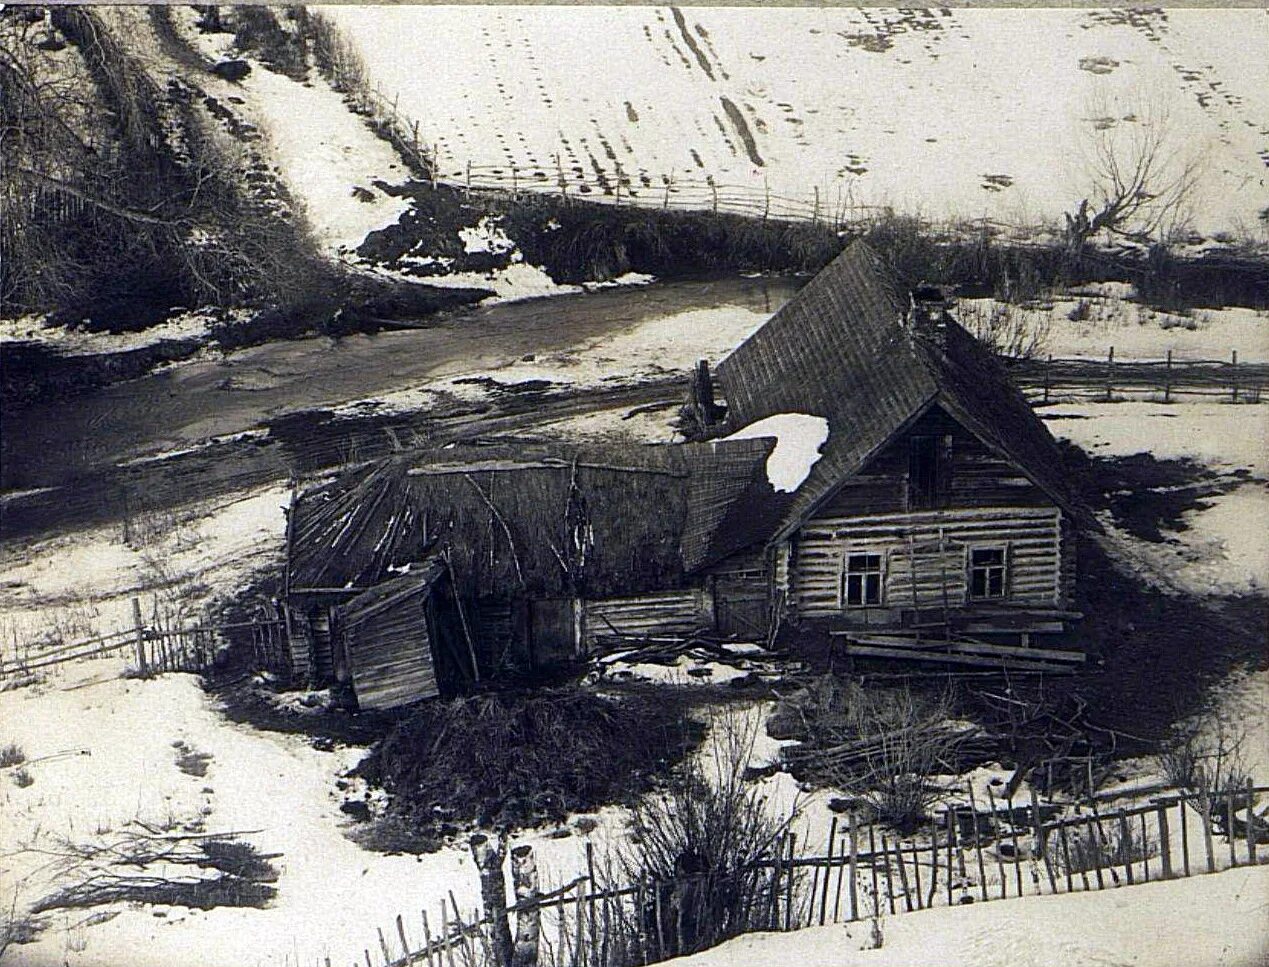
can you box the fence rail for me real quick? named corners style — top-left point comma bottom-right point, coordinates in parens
top-left (347, 782), bottom-right (1267, 967)
top-left (0, 597), bottom-right (285, 680)
top-left (354, 86), bottom-right (879, 228)
top-left (1014, 348), bottom-right (1266, 404)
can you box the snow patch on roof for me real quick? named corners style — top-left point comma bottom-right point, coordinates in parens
top-left (725, 413), bottom-right (829, 493)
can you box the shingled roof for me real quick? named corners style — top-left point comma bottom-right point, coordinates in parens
top-left (714, 240), bottom-right (1075, 539)
top-left (288, 439), bottom-right (790, 598)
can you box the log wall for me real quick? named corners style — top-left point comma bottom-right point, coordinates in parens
top-left (580, 589), bottom-right (713, 651)
top-left (786, 506), bottom-right (1064, 620)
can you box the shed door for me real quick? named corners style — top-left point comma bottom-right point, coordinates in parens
top-left (714, 577), bottom-right (770, 638)
top-left (530, 598), bottom-right (578, 667)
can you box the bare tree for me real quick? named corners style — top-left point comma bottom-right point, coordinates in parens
top-left (1064, 88), bottom-right (1205, 254)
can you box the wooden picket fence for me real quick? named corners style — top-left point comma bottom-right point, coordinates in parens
top-left (0, 597), bottom-right (285, 680)
top-left (1015, 348), bottom-right (1267, 405)
top-left (344, 781), bottom-right (1267, 967)
top-left (355, 85), bottom-right (873, 228)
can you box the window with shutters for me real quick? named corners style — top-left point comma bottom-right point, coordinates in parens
top-left (968, 546), bottom-right (1008, 600)
top-left (842, 551), bottom-right (884, 608)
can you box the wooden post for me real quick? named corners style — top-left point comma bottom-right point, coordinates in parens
top-left (421, 909), bottom-right (436, 967)
top-left (868, 825), bottom-right (881, 914)
top-left (710, 180), bottom-right (718, 214)
top-left (1118, 811), bottom-right (1135, 885)
top-left (808, 850), bottom-right (821, 927)
top-left (1179, 793), bottom-right (1191, 878)
top-left (465, 161), bottom-right (472, 197)
top-left (1164, 349), bottom-right (1173, 402)
top-left (131, 597), bottom-right (149, 677)
top-left (880, 834), bottom-right (896, 915)
top-left (585, 840), bottom-right (599, 958)
top-left (1006, 792), bottom-right (1024, 896)
top-left (1043, 354), bottom-right (1052, 404)
top-left (377, 927), bottom-right (392, 965)
top-left (927, 828), bottom-right (939, 908)
top-left (511, 845), bottom-right (541, 967)
top-left (847, 813), bottom-right (859, 922)
top-left (614, 162), bottom-right (622, 205)
top-left (663, 170), bottom-right (672, 210)
top-left (1228, 789), bottom-right (1238, 868)
top-left (783, 833), bottom-right (797, 930)
top-left (986, 787), bottom-right (1007, 898)
top-left (1089, 798), bottom-right (1117, 887)
top-left (1104, 345), bottom-right (1115, 401)
top-left (1246, 778), bottom-right (1258, 866)
top-left (575, 879), bottom-right (586, 967)
top-left (395, 915), bottom-right (410, 967)
top-left (1156, 804), bottom-right (1172, 879)
top-left (813, 185), bottom-right (820, 225)
top-left (966, 786), bottom-right (988, 902)
top-left (893, 838), bottom-right (913, 912)
top-left (441, 899), bottom-right (457, 967)
top-left (1140, 812), bottom-right (1151, 881)
top-left (944, 807), bottom-right (954, 903)
top-left (1058, 819), bottom-right (1075, 892)
top-left (1077, 813), bottom-right (1100, 891)
top-left (1232, 349), bottom-right (1239, 403)
top-left (1202, 793), bottom-right (1217, 873)
top-left (763, 176), bottom-right (770, 221)
top-left (911, 840), bottom-right (924, 910)
top-left (819, 816), bottom-right (836, 925)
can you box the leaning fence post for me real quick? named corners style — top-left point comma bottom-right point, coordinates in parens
top-left (1104, 345), bottom-right (1115, 402)
top-left (1164, 349), bottom-right (1173, 402)
top-left (131, 597), bottom-right (149, 677)
top-left (421, 909), bottom-right (436, 967)
top-left (848, 813), bottom-right (859, 922)
top-left (1043, 354), bottom-right (1052, 404)
top-left (1231, 349), bottom-right (1240, 403)
top-left (819, 816), bottom-right (836, 925)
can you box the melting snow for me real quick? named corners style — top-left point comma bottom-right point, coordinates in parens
top-left (726, 413), bottom-right (830, 492)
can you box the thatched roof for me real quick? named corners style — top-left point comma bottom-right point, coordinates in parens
top-left (714, 240), bottom-right (1076, 538)
top-left (288, 439), bottom-right (787, 598)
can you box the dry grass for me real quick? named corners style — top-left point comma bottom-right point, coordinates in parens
top-left (0, 742), bottom-right (26, 769)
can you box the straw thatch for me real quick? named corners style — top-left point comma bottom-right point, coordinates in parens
top-left (288, 439), bottom-right (788, 601)
top-left (714, 240), bottom-right (1076, 540)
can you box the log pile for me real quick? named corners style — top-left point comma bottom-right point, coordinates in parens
top-left (780, 722), bottom-right (996, 777)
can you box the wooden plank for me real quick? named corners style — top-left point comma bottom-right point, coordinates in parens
top-left (839, 633), bottom-right (1084, 663)
top-left (842, 644), bottom-right (1073, 673)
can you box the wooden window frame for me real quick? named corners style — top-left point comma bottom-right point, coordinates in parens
top-left (840, 549), bottom-right (886, 609)
top-left (966, 544), bottom-right (1009, 601)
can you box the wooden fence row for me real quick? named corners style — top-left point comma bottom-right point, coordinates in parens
top-left (1014, 348), bottom-right (1266, 404)
top-left (355, 85), bottom-right (875, 228)
top-left (347, 782), bottom-right (1266, 967)
top-left (0, 597), bottom-right (285, 680)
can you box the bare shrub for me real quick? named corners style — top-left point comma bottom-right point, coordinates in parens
top-left (956, 300), bottom-right (1051, 360)
top-left (12, 767), bottom-right (34, 788)
top-left (0, 742), bottom-right (26, 769)
top-left (602, 713), bottom-right (798, 961)
top-left (1161, 705), bottom-right (1251, 827)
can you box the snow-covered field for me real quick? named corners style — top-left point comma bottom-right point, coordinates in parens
top-left (324, 6), bottom-right (1269, 236)
top-left (1047, 402), bottom-right (1268, 598)
top-left (667, 864), bottom-right (1269, 967)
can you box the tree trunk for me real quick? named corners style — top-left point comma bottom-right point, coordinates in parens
top-left (470, 833), bottom-right (514, 967)
top-left (510, 845), bottom-right (541, 967)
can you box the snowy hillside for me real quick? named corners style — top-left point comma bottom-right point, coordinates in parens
top-left (325, 6), bottom-right (1269, 236)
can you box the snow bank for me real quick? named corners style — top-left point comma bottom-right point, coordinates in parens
top-left (1047, 402), bottom-right (1268, 477)
top-left (667, 865), bottom-right (1269, 967)
top-left (725, 413), bottom-right (829, 492)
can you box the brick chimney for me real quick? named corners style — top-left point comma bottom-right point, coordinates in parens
top-left (909, 284), bottom-right (953, 349)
